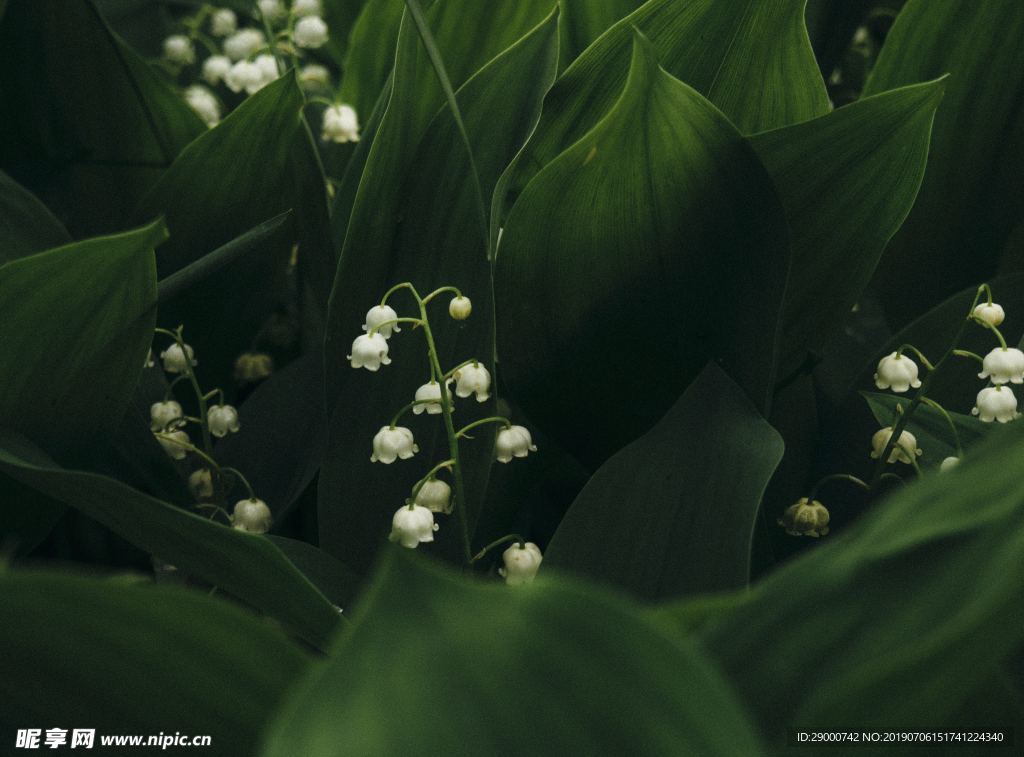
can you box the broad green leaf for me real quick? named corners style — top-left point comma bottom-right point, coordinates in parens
top-left (338, 0), bottom-right (405, 119)
top-left (260, 548), bottom-right (764, 756)
top-left (494, 33), bottom-right (790, 465)
top-left (0, 0), bottom-right (204, 236)
top-left (751, 79), bottom-right (944, 376)
top-left (136, 74), bottom-right (333, 384)
top-left (545, 364), bottom-right (784, 600)
top-left (266, 536), bottom-right (361, 610)
top-left (0, 219), bottom-right (163, 460)
top-left (320, 5), bottom-right (559, 572)
top-left (0, 170), bottom-right (70, 263)
top-left (0, 570), bottom-right (313, 754)
top-left (557, 0), bottom-right (643, 70)
top-left (0, 431), bottom-right (342, 650)
top-left (320, 0), bottom-right (368, 66)
top-left (862, 391), bottom-right (989, 467)
top-left (863, 0), bottom-right (1024, 328)
top-left (503, 0), bottom-right (828, 213)
top-left (656, 420), bottom-right (1024, 735)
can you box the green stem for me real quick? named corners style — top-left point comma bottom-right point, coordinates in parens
top-left (221, 466), bottom-right (257, 500)
top-left (953, 349), bottom-right (984, 364)
top-left (389, 397), bottom-right (448, 428)
top-left (380, 281), bottom-right (420, 307)
top-left (163, 374), bottom-right (189, 401)
top-left (455, 416), bottom-right (511, 439)
top-left (470, 533), bottom-right (526, 563)
top-left (921, 397), bottom-right (964, 456)
top-left (895, 343), bottom-right (934, 371)
top-left (807, 473), bottom-right (870, 502)
top-left (368, 317), bottom-right (423, 336)
top-left (422, 285), bottom-right (462, 305)
top-left (443, 358), bottom-right (479, 381)
top-left (970, 315), bottom-right (1008, 348)
top-left (409, 459), bottom-right (455, 504)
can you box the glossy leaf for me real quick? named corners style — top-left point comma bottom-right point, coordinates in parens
top-left (260, 548), bottom-right (764, 756)
top-left (656, 420), bottom-right (1024, 734)
top-left (0, 570), bottom-right (313, 751)
top-left (320, 4), bottom-right (559, 572)
top-left (504, 0), bottom-right (828, 213)
top-left (0, 220), bottom-right (163, 460)
top-left (863, 0), bottom-right (1024, 328)
top-left (0, 0), bottom-right (204, 236)
top-left (0, 170), bottom-right (70, 263)
top-left (751, 79), bottom-right (944, 375)
top-left (0, 431), bottom-right (341, 650)
top-left (557, 0), bottom-right (643, 70)
top-left (136, 74), bottom-right (333, 384)
top-left (545, 364), bottom-right (784, 600)
top-left (862, 391), bottom-right (989, 467)
top-left (338, 0), bottom-right (405, 120)
top-left (495, 33), bottom-right (790, 465)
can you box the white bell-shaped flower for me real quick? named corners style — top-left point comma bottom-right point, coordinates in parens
top-left (499, 542), bottom-right (543, 586)
top-left (371, 426), bottom-right (418, 463)
top-left (873, 352), bottom-right (921, 393)
top-left (184, 85), bottom-right (220, 127)
top-left (972, 385), bottom-right (1020, 423)
top-left (452, 362), bottom-right (491, 402)
top-left (348, 332), bottom-right (391, 371)
top-left (778, 497), bottom-right (830, 537)
top-left (293, 15), bottom-right (328, 48)
top-left (160, 342), bottom-right (197, 373)
top-left (869, 427), bottom-right (921, 464)
top-left (448, 295), bottom-right (472, 320)
top-left (156, 429), bottom-right (190, 460)
top-left (973, 302), bottom-right (1005, 327)
top-left (388, 504), bottom-right (438, 548)
top-left (254, 54), bottom-right (280, 87)
top-left (299, 64), bottom-right (331, 89)
top-left (978, 347), bottom-right (1024, 385)
top-left (188, 468), bottom-right (214, 499)
top-left (939, 456), bottom-right (960, 472)
top-left (208, 404), bottom-right (241, 437)
top-left (413, 380), bottom-right (452, 415)
top-left (163, 34), bottom-right (195, 64)
top-left (495, 425), bottom-right (537, 463)
top-left (362, 304), bottom-right (399, 338)
top-left (322, 104), bottom-right (360, 143)
top-left (413, 478), bottom-right (452, 514)
top-left (232, 498), bottom-right (272, 533)
top-left (150, 400), bottom-right (183, 432)
top-left (293, 0), bottom-right (322, 16)
top-left (210, 8), bottom-right (237, 36)
top-left (258, 0), bottom-right (285, 20)
top-left (225, 60), bottom-right (265, 94)
top-left (202, 55), bottom-right (232, 85)
top-left (223, 28), bottom-right (266, 61)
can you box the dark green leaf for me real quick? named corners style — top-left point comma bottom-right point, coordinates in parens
top-left (751, 79), bottom-right (944, 375)
top-left (0, 0), bottom-right (204, 236)
top-left (557, 0), bottom-right (644, 70)
top-left (545, 363), bottom-right (784, 600)
top-left (320, 4), bottom-right (559, 572)
top-left (0, 219), bottom-right (163, 460)
top-left (0, 431), bottom-right (341, 650)
top-left (260, 548), bottom-right (764, 756)
top-left (266, 536), bottom-right (361, 610)
top-left (320, 0), bottom-right (368, 66)
top-left (655, 420), bottom-right (1024, 734)
top-left (862, 391), bottom-right (989, 466)
top-left (0, 570), bottom-right (313, 754)
top-left (863, 0), bottom-right (1024, 328)
top-left (495, 32), bottom-right (790, 465)
top-left (338, 0), bottom-right (406, 120)
top-left (0, 169), bottom-right (70, 263)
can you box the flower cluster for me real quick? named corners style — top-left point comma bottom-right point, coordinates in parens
top-left (149, 328), bottom-right (268, 534)
top-left (349, 285), bottom-right (537, 562)
top-left (160, 3), bottom-right (357, 142)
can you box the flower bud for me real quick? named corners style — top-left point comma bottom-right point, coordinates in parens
top-left (322, 103), bottom-right (360, 143)
top-left (448, 295), bottom-right (472, 320)
top-left (223, 28), bottom-right (266, 61)
top-left (188, 468), bottom-right (214, 499)
top-left (413, 381), bottom-right (452, 415)
top-left (150, 400), bottom-right (183, 432)
top-left (939, 456), bottom-right (960, 472)
top-left (160, 342), bottom-right (197, 374)
top-left (869, 427), bottom-right (921, 464)
top-left (413, 478), bottom-right (452, 514)
top-left (873, 352), bottom-right (921, 393)
top-left (452, 362), bottom-right (490, 402)
top-left (371, 426), bottom-right (418, 463)
top-left (978, 347), bottom-right (1024, 385)
top-left (184, 85), bottom-right (220, 128)
top-left (972, 385), bottom-right (1020, 423)
top-left (210, 8), bottom-right (237, 36)
top-left (257, 0), bottom-right (284, 20)
top-left (495, 425), bottom-right (537, 463)
top-left (348, 332), bottom-right (391, 371)
top-left (300, 64), bottom-right (331, 90)
top-left (778, 498), bottom-right (830, 537)
top-left (232, 498), bottom-right (272, 534)
top-left (973, 302), bottom-right (1005, 327)
top-left (362, 304), bottom-right (399, 338)
top-left (293, 0), bottom-right (322, 17)
top-left (499, 542), bottom-right (543, 585)
top-left (234, 352), bottom-right (274, 383)
top-left (388, 504), bottom-right (438, 548)
top-left (163, 34), bottom-right (195, 64)
top-left (156, 429), bottom-right (190, 460)
top-left (208, 404), bottom-right (240, 437)
top-left (201, 54), bottom-right (232, 86)
top-left (293, 15), bottom-right (328, 48)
